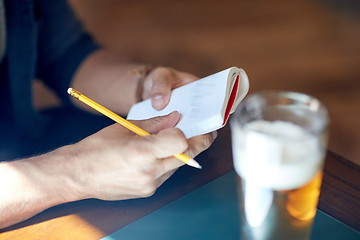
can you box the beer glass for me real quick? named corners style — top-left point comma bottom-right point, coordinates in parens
top-left (230, 91), bottom-right (329, 240)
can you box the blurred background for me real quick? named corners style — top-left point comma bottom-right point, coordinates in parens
top-left (54, 0), bottom-right (359, 164)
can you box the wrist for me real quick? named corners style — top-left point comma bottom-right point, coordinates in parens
top-left (130, 65), bottom-right (157, 102)
top-left (46, 145), bottom-right (89, 202)
top-left (25, 146), bottom-right (86, 204)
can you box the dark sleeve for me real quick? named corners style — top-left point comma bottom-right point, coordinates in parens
top-left (35, 0), bottom-right (100, 104)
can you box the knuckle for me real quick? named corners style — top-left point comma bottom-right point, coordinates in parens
top-left (152, 67), bottom-right (176, 82)
top-left (172, 128), bottom-right (188, 149)
top-left (153, 66), bottom-right (171, 76)
top-left (150, 115), bottom-right (164, 126)
top-left (172, 127), bottom-right (185, 137)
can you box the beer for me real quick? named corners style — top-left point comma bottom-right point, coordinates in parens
top-left (286, 171), bottom-right (323, 221)
top-left (231, 119), bottom-right (326, 240)
top-left (236, 172), bottom-right (323, 240)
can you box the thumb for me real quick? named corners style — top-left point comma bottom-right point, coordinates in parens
top-left (131, 111), bottom-right (181, 134)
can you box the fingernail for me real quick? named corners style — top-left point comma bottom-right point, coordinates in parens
top-left (152, 95), bottom-right (165, 108)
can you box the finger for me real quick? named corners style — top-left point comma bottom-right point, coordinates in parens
top-left (146, 128), bottom-right (189, 160)
top-left (185, 131), bottom-right (217, 158)
top-left (149, 69), bottom-right (175, 110)
top-left (149, 68), bottom-right (198, 110)
top-left (124, 128), bottom-right (187, 171)
top-left (176, 71), bottom-right (199, 85)
top-left (159, 156), bottom-right (185, 172)
top-left (130, 111), bottom-right (181, 134)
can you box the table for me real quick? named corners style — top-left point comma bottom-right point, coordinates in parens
top-left (102, 172), bottom-right (359, 240)
top-left (0, 125), bottom-right (359, 239)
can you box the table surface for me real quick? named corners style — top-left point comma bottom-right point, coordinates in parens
top-left (102, 171), bottom-right (359, 240)
top-left (1, 125), bottom-right (359, 239)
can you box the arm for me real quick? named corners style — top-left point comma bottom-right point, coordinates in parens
top-left (69, 49), bottom-right (198, 116)
top-left (0, 112), bottom-right (215, 229)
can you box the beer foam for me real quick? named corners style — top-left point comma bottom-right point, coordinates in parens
top-left (232, 120), bottom-right (324, 190)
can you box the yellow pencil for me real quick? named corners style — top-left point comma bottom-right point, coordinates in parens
top-left (67, 88), bottom-right (202, 169)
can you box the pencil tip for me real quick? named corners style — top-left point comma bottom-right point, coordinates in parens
top-left (187, 158), bottom-right (202, 169)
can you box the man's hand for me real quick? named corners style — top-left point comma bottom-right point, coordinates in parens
top-left (0, 112), bottom-right (215, 228)
top-left (68, 111), bottom-right (213, 201)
